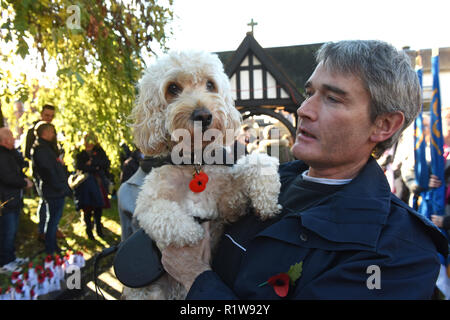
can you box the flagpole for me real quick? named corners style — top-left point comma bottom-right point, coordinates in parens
top-left (414, 52), bottom-right (430, 212)
top-left (429, 48), bottom-right (446, 219)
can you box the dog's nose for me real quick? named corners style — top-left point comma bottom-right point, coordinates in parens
top-left (191, 107), bottom-right (213, 130)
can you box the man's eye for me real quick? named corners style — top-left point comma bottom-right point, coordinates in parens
top-left (167, 83), bottom-right (182, 95)
top-left (327, 95), bottom-right (340, 103)
top-left (206, 80), bottom-right (216, 92)
top-left (304, 91), bottom-right (313, 99)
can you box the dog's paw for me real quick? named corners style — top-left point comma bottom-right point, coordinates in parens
top-left (235, 152), bottom-right (280, 177)
top-left (151, 215), bottom-right (205, 249)
top-left (255, 203), bottom-right (282, 220)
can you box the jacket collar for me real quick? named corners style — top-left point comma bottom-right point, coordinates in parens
top-left (262, 157), bottom-right (391, 249)
top-left (302, 157), bottom-right (390, 248)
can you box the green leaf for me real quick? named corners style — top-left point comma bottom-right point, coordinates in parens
top-left (75, 72), bottom-right (85, 85)
top-left (16, 38), bottom-right (29, 59)
top-left (287, 261), bottom-right (303, 284)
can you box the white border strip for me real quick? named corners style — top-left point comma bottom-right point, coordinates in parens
top-left (224, 234), bottom-right (247, 252)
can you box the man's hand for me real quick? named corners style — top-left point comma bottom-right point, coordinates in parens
top-left (428, 175), bottom-right (442, 189)
top-left (431, 215), bottom-right (444, 228)
top-left (161, 222), bottom-right (212, 292)
top-left (24, 178), bottom-right (33, 189)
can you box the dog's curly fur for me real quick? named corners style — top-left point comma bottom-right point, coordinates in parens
top-left (123, 51), bottom-right (282, 300)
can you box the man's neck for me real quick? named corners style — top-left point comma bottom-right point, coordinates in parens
top-left (307, 157), bottom-right (370, 180)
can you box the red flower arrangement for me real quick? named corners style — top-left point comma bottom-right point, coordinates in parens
top-left (45, 255), bottom-right (53, 263)
top-left (189, 171), bottom-right (209, 193)
top-left (38, 273), bottom-right (45, 284)
top-left (15, 284), bottom-right (23, 294)
top-left (45, 268), bottom-right (54, 279)
top-left (54, 256), bottom-right (62, 266)
top-left (64, 251), bottom-right (71, 261)
top-left (11, 271), bottom-right (21, 281)
top-left (258, 261), bottom-right (303, 298)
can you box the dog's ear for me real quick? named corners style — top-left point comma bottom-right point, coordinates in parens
top-left (131, 74), bottom-right (169, 156)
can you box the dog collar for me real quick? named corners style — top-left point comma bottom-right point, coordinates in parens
top-left (154, 147), bottom-right (235, 167)
top-left (193, 216), bottom-right (211, 224)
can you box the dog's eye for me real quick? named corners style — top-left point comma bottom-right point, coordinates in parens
top-left (206, 80), bottom-right (216, 92)
top-left (167, 83), bottom-right (182, 96)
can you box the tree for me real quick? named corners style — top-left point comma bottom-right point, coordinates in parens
top-left (0, 0), bottom-right (173, 178)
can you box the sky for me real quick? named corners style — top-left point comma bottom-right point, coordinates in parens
top-left (161, 0), bottom-right (450, 54)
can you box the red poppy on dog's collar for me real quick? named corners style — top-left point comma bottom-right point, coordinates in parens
top-left (258, 261), bottom-right (303, 298)
top-left (189, 164), bottom-right (209, 193)
top-left (189, 171), bottom-right (209, 193)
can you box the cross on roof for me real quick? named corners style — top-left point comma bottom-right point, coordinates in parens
top-left (247, 18), bottom-right (258, 34)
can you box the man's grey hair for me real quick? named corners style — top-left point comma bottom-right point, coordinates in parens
top-left (316, 40), bottom-right (421, 158)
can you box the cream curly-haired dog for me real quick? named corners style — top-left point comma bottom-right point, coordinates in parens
top-left (123, 51), bottom-right (281, 300)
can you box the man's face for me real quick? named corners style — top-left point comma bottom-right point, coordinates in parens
top-left (41, 127), bottom-right (56, 142)
top-left (0, 130), bottom-right (15, 150)
top-left (292, 62), bottom-right (377, 178)
top-left (41, 109), bottom-right (55, 122)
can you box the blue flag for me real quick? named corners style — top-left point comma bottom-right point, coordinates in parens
top-left (429, 49), bottom-right (446, 219)
top-left (414, 54), bottom-right (431, 213)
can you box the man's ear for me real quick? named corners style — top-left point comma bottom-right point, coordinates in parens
top-left (370, 112), bottom-right (405, 143)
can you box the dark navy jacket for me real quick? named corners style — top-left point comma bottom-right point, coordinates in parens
top-left (0, 146), bottom-right (27, 212)
top-left (32, 138), bottom-right (71, 200)
top-left (187, 158), bottom-right (449, 300)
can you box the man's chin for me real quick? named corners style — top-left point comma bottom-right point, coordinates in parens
top-left (292, 145), bottom-right (319, 164)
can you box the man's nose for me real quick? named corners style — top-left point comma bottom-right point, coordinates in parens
top-left (297, 97), bottom-right (317, 121)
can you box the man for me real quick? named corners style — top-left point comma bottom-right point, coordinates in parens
top-left (24, 104), bottom-right (56, 159)
top-left (24, 104), bottom-right (64, 241)
top-left (32, 122), bottom-right (71, 254)
top-left (160, 40), bottom-right (449, 299)
top-left (0, 128), bottom-right (33, 272)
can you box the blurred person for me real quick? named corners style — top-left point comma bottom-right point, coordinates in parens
top-left (23, 104), bottom-right (65, 241)
top-left (0, 128), bottom-right (33, 272)
top-left (32, 122), bottom-right (71, 255)
top-left (117, 156), bottom-right (164, 241)
top-left (257, 125), bottom-right (294, 163)
top-left (398, 113), bottom-right (444, 208)
top-left (120, 148), bottom-right (144, 184)
top-left (24, 104), bottom-right (56, 159)
top-left (73, 133), bottom-right (111, 239)
top-left (13, 101), bottom-right (25, 140)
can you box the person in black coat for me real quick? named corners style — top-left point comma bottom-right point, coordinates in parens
top-left (32, 122), bottom-right (71, 255)
top-left (120, 148), bottom-right (143, 184)
top-left (24, 104), bottom-right (58, 241)
top-left (74, 133), bottom-right (111, 239)
top-left (0, 128), bottom-right (33, 270)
